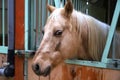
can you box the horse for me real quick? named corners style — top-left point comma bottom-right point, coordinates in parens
top-left (32, 0), bottom-right (120, 76)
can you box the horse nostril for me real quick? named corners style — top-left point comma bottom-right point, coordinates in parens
top-left (32, 63), bottom-right (41, 75)
top-left (35, 64), bottom-right (39, 71)
top-left (34, 64), bottom-right (40, 71)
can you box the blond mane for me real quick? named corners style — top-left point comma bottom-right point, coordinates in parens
top-left (72, 10), bottom-right (111, 60)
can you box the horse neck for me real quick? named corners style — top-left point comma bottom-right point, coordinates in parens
top-left (72, 11), bottom-right (109, 60)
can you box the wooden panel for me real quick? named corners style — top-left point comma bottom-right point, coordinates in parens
top-left (15, 0), bottom-right (24, 49)
top-left (14, 55), bottom-right (24, 80)
top-left (28, 57), bottom-right (49, 80)
top-left (80, 66), bottom-right (103, 80)
top-left (14, 0), bottom-right (25, 79)
top-left (49, 65), bottom-right (120, 80)
top-left (103, 69), bottom-right (120, 80)
top-left (28, 58), bottom-right (39, 80)
top-left (50, 63), bottom-right (74, 80)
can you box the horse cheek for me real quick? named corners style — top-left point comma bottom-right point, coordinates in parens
top-left (50, 51), bottom-right (63, 67)
top-left (60, 34), bottom-right (78, 59)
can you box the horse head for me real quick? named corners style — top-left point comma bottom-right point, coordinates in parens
top-left (32, 0), bottom-right (81, 76)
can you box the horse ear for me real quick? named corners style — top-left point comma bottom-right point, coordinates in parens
top-left (47, 5), bottom-right (56, 13)
top-left (64, 0), bottom-right (73, 18)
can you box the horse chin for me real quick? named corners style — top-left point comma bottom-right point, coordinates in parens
top-left (42, 66), bottom-right (51, 77)
top-left (35, 66), bottom-right (51, 77)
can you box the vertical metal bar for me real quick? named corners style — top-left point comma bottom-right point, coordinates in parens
top-left (7, 2), bottom-right (15, 78)
top-left (35, 0), bottom-right (39, 49)
top-left (24, 55), bottom-right (28, 80)
top-left (42, 0), bottom-right (47, 27)
top-left (36, 0), bottom-right (42, 49)
top-left (54, 0), bottom-right (61, 8)
top-left (24, 0), bottom-right (29, 80)
top-left (2, 0), bottom-right (5, 46)
top-left (30, 0), bottom-right (35, 50)
top-left (48, 0), bottom-right (50, 16)
top-left (25, 0), bottom-right (29, 51)
top-left (101, 0), bottom-right (120, 63)
top-left (75, 0), bottom-right (77, 10)
top-left (61, 0), bottom-right (64, 7)
top-left (30, 0), bottom-right (34, 50)
top-left (112, 35), bottom-right (116, 59)
top-left (34, 0), bottom-right (36, 50)
top-left (8, 0), bottom-right (14, 50)
top-left (86, 1), bottom-right (89, 15)
top-left (107, 0), bottom-right (111, 24)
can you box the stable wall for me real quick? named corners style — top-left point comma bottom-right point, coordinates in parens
top-left (0, 54), bottom-right (120, 80)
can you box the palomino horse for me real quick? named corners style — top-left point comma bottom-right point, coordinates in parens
top-left (32, 0), bottom-right (120, 76)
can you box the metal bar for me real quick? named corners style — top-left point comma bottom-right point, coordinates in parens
top-left (8, 0), bottom-right (15, 65)
top-left (36, 0), bottom-right (42, 49)
top-left (66, 59), bottom-right (120, 70)
top-left (30, 0), bottom-right (33, 50)
top-left (24, 55), bottom-right (28, 80)
top-left (42, 0), bottom-right (47, 27)
top-left (112, 35), bottom-right (116, 59)
top-left (24, 0), bottom-right (29, 80)
top-left (30, 0), bottom-right (35, 50)
top-left (65, 60), bottom-right (107, 68)
top-left (25, 0), bottom-right (29, 51)
top-left (61, 0), bottom-right (64, 7)
top-left (54, 0), bottom-right (61, 8)
top-left (2, 0), bottom-right (5, 46)
top-left (34, 0), bottom-right (36, 50)
top-left (101, 0), bottom-right (120, 63)
top-left (0, 46), bottom-right (8, 53)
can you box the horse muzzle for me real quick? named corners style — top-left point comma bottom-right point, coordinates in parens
top-left (32, 63), bottom-right (51, 76)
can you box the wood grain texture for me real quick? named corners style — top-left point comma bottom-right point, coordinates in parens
top-left (14, 0), bottom-right (25, 79)
top-left (14, 55), bottom-right (24, 80)
top-left (28, 58), bottom-right (39, 80)
top-left (50, 63), bottom-right (75, 80)
top-left (15, 0), bottom-right (24, 49)
top-left (0, 54), bottom-right (120, 80)
top-left (102, 69), bottom-right (120, 80)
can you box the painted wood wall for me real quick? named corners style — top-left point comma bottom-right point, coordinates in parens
top-left (0, 55), bottom-right (120, 80)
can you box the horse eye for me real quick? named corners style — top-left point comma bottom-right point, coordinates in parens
top-left (54, 30), bottom-right (63, 36)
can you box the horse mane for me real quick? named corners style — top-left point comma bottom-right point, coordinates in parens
top-left (72, 10), bottom-right (110, 60)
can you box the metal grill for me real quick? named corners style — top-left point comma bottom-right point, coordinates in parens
top-left (0, 0), bottom-right (8, 54)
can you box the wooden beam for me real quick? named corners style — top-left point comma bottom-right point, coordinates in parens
top-left (14, 0), bottom-right (25, 80)
top-left (15, 0), bottom-right (24, 49)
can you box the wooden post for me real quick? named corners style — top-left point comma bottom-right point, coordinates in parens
top-left (14, 0), bottom-right (25, 80)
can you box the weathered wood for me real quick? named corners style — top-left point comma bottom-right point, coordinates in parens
top-left (14, 55), bottom-right (24, 80)
top-left (28, 58), bottom-right (39, 80)
top-left (50, 63), bottom-right (75, 80)
top-left (103, 69), bottom-right (120, 80)
top-left (14, 0), bottom-right (25, 79)
top-left (43, 63), bottom-right (120, 80)
top-left (80, 66), bottom-right (103, 80)
top-left (15, 0), bottom-right (24, 49)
